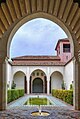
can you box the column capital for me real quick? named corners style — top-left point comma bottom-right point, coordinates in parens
top-left (46, 75), bottom-right (50, 82)
top-left (47, 80), bottom-right (50, 82)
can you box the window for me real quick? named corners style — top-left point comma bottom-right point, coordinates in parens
top-left (37, 72), bottom-right (39, 76)
top-left (63, 44), bottom-right (70, 52)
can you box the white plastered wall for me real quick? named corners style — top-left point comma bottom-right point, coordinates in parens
top-left (13, 72), bottom-right (25, 89)
top-left (64, 60), bottom-right (74, 89)
top-left (51, 72), bottom-right (63, 90)
top-left (12, 65), bottom-right (65, 82)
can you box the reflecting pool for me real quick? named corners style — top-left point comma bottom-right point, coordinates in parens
top-left (24, 97), bottom-right (53, 105)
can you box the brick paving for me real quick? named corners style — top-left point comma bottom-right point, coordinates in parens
top-left (0, 107), bottom-right (80, 119)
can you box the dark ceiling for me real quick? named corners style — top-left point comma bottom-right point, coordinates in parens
top-left (74, 0), bottom-right (80, 6)
top-left (0, 0), bottom-right (80, 7)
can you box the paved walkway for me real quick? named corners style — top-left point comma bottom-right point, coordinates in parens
top-left (0, 107), bottom-right (80, 119)
top-left (0, 95), bottom-right (79, 119)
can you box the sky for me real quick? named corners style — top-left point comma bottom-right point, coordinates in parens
top-left (10, 18), bottom-right (67, 58)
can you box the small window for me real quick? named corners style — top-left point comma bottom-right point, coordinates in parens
top-left (63, 44), bottom-right (70, 52)
top-left (37, 72), bottom-right (39, 76)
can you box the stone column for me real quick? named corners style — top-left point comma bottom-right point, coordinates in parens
top-left (27, 78), bottom-right (30, 94)
top-left (0, 58), bottom-right (7, 110)
top-left (74, 56), bottom-right (80, 110)
top-left (47, 80), bottom-right (50, 95)
top-left (26, 67), bottom-right (30, 94)
top-left (47, 67), bottom-right (50, 94)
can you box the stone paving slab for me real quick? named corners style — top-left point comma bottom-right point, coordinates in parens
top-left (0, 107), bottom-right (80, 119)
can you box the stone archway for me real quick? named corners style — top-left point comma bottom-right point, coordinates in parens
top-left (0, 0), bottom-right (80, 110)
top-left (30, 69), bottom-right (47, 94)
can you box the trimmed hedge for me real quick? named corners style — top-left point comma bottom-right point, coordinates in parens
top-left (52, 89), bottom-right (73, 105)
top-left (7, 89), bottom-right (24, 103)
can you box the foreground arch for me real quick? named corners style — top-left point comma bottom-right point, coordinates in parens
top-left (0, 0), bottom-right (80, 110)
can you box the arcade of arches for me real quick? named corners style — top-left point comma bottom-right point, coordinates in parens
top-left (0, 0), bottom-right (80, 110)
top-left (12, 70), bottom-right (63, 95)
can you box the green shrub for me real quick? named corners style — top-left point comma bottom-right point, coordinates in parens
top-left (18, 89), bottom-right (24, 97)
top-left (52, 89), bottom-right (73, 105)
top-left (62, 82), bottom-right (65, 90)
top-left (7, 89), bottom-right (24, 103)
top-left (7, 90), bottom-right (11, 103)
top-left (70, 84), bottom-right (73, 90)
top-left (11, 81), bottom-right (16, 89)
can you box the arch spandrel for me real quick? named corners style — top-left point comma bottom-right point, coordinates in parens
top-left (30, 69), bottom-right (47, 77)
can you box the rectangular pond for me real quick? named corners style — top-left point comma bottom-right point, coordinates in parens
top-left (24, 97), bottom-right (53, 106)
top-left (7, 95), bottom-right (71, 109)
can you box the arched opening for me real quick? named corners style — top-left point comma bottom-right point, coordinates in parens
top-left (7, 14), bottom-right (74, 58)
top-left (6, 16), bottom-right (74, 110)
top-left (0, 0), bottom-right (80, 110)
top-left (7, 16), bottom-right (74, 106)
top-left (32, 78), bottom-right (43, 93)
top-left (7, 17), bottom-right (74, 105)
top-left (9, 18), bottom-right (69, 58)
top-left (30, 69), bottom-right (47, 94)
top-left (13, 71), bottom-right (27, 94)
top-left (50, 71), bottom-right (63, 93)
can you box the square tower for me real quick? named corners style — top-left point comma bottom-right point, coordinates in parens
top-left (55, 38), bottom-right (72, 62)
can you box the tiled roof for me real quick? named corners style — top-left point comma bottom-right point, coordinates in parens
top-left (10, 56), bottom-right (66, 66)
top-left (11, 61), bottom-right (65, 66)
top-left (12, 56), bottom-right (60, 60)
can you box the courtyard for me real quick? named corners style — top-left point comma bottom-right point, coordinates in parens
top-left (7, 94), bottom-right (72, 109)
top-left (0, 94), bottom-right (79, 119)
top-left (0, 2), bottom-right (80, 119)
